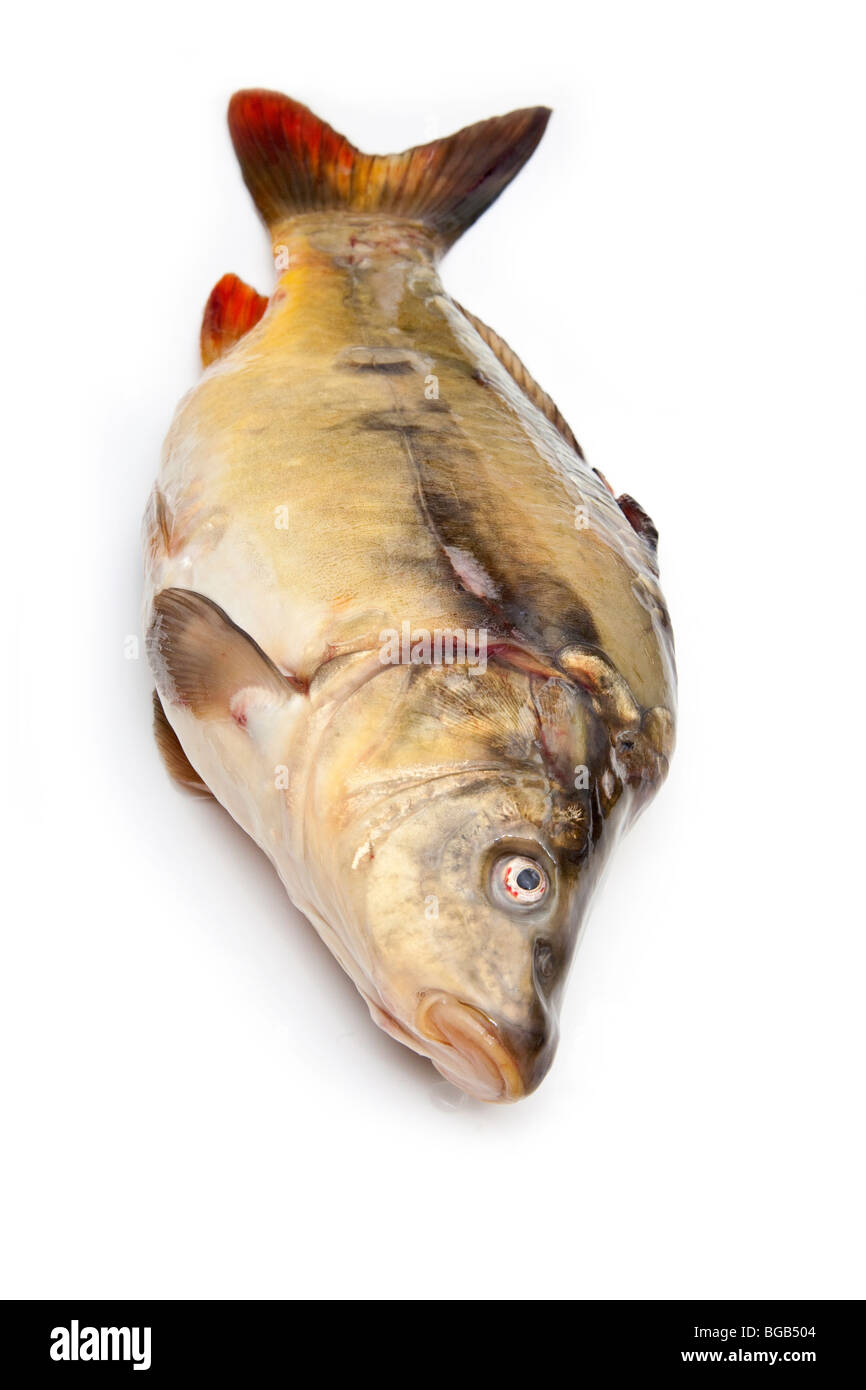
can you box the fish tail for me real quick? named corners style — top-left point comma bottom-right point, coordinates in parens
top-left (228, 90), bottom-right (551, 252)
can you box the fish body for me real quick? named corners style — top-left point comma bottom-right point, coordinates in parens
top-left (145, 91), bottom-right (676, 1102)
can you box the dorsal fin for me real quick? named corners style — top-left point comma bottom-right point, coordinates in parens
top-left (228, 90), bottom-right (551, 252)
top-left (456, 301), bottom-right (584, 459)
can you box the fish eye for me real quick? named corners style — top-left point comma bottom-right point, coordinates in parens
top-left (493, 854), bottom-right (549, 908)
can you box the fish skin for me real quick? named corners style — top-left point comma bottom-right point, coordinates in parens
top-left (144, 93), bottom-right (676, 1103)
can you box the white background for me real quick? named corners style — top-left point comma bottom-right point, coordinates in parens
top-left (2, 0), bottom-right (864, 1299)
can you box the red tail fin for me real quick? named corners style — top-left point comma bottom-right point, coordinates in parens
top-left (228, 90), bottom-right (551, 252)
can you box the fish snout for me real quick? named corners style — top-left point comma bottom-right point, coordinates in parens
top-left (416, 991), bottom-right (555, 1103)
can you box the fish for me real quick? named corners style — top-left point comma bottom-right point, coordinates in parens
top-left (144, 89), bottom-right (677, 1103)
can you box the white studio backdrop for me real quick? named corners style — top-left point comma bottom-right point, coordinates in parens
top-left (1, 0), bottom-right (863, 1299)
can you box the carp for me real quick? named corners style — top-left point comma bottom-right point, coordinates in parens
top-left (144, 89), bottom-right (676, 1102)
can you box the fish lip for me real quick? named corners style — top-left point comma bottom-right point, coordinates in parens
top-left (364, 992), bottom-right (520, 1100)
top-left (364, 994), bottom-right (431, 1056)
top-left (415, 991), bottom-right (542, 1104)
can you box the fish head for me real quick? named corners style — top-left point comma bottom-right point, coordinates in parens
top-left (351, 773), bottom-right (601, 1102)
top-left (310, 662), bottom-right (632, 1103)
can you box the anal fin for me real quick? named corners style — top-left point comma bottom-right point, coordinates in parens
top-left (152, 689), bottom-right (213, 797)
top-left (201, 274), bottom-right (268, 367)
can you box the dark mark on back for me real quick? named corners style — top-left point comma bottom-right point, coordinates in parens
top-left (342, 358), bottom-right (416, 375)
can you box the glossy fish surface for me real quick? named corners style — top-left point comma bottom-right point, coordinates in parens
top-left (144, 90), bottom-right (676, 1102)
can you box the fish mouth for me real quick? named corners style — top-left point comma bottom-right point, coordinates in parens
top-left (416, 991), bottom-right (549, 1104)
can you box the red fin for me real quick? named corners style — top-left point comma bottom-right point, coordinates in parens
top-left (228, 90), bottom-right (551, 251)
top-left (617, 493), bottom-right (659, 553)
top-left (201, 273), bottom-right (268, 367)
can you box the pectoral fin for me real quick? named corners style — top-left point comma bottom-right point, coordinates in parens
top-left (557, 644), bottom-right (674, 789)
top-left (557, 645), bottom-right (641, 727)
top-left (152, 689), bottom-right (213, 797)
top-left (147, 588), bottom-right (296, 741)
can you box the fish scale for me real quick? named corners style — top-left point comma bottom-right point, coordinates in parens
top-left (144, 89), bottom-right (676, 1102)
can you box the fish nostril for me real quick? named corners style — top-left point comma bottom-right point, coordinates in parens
top-left (534, 939), bottom-right (557, 987)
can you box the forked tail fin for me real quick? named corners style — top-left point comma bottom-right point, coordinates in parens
top-left (228, 89), bottom-right (551, 252)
